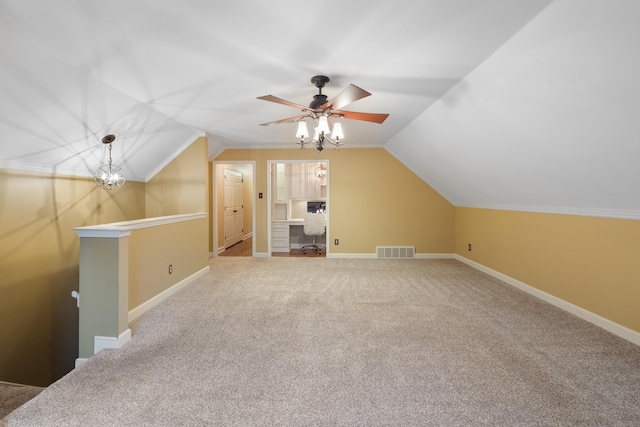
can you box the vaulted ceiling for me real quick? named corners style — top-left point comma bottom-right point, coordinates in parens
top-left (1, 1), bottom-right (638, 218)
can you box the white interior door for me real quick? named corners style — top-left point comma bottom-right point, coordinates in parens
top-left (224, 169), bottom-right (244, 248)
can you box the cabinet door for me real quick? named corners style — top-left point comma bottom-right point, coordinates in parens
top-left (290, 163), bottom-right (305, 199)
top-left (306, 163), bottom-right (321, 199)
top-left (273, 163), bottom-right (289, 202)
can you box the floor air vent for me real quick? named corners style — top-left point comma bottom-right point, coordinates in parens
top-left (376, 246), bottom-right (415, 259)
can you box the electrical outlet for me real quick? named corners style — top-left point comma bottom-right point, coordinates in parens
top-left (467, 244), bottom-right (472, 251)
top-left (168, 264), bottom-right (173, 274)
top-left (334, 239), bottom-right (339, 245)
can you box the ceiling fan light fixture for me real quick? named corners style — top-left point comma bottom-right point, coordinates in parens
top-left (298, 119), bottom-right (343, 150)
top-left (259, 75), bottom-right (388, 152)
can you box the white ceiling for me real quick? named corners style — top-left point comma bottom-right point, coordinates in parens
top-left (1, 1), bottom-right (637, 218)
top-left (387, 0), bottom-right (640, 218)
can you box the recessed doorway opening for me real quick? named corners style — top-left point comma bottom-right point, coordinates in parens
top-left (267, 160), bottom-right (330, 258)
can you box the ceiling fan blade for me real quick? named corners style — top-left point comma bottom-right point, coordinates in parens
top-left (320, 84), bottom-right (371, 110)
top-left (257, 95), bottom-right (313, 112)
top-left (259, 114), bottom-right (308, 126)
top-left (333, 110), bottom-right (389, 124)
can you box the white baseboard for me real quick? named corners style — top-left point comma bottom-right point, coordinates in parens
top-left (76, 328), bottom-right (132, 368)
top-left (454, 254), bottom-right (640, 347)
top-left (94, 328), bottom-right (132, 355)
top-left (416, 253), bottom-right (455, 259)
top-left (328, 253), bottom-right (376, 259)
top-left (128, 265), bottom-right (210, 323)
top-left (254, 252), bottom-right (269, 258)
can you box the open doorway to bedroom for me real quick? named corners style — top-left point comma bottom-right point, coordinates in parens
top-left (213, 161), bottom-right (256, 257)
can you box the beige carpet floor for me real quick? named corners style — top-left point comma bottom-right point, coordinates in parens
top-left (0, 384), bottom-right (44, 420)
top-left (3, 258), bottom-right (639, 426)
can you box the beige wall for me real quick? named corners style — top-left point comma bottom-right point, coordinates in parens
top-left (1, 135), bottom-right (210, 386)
top-left (129, 218), bottom-right (209, 310)
top-left (146, 136), bottom-right (209, 217)
top-left (214, 148), bottom-right (455, 254)
top-left (455, 207), bottom-right (640, 333)
top-left (214, 163), bottom-right (254, 252)
top-left (0, 170), bottom-right (145, 386)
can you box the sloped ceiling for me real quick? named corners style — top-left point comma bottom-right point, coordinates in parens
top-left (387, 0), bottom-right (640, 218)
top-left (2, 1), bottom-right (636, 218)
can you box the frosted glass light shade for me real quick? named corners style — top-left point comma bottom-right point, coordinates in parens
top-left (331, 122), bottom-right (344, 140)
top-left (296, 120), bottom-right (309, 138)
top-left (317, 116), bottom-right (330, 134)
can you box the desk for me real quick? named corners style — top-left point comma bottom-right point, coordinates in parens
top-left (272, 219), bottom-right (326, 253)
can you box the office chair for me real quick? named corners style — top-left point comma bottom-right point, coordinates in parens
top-left (302, 213), bottom-right (326, 254)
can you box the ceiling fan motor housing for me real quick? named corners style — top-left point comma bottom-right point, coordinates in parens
top-left (309, 75), bottom-right (330, 110)
top-left (309, 94), bottom-right (328, 110)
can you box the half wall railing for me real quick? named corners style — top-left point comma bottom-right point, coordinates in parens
top-left (73, 213), bottom-right (209, 366)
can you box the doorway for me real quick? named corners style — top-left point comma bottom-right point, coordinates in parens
top-left (267, 160), bottom-right (330, 258)
top-left (213, 162), bottom-right (255, 257)
top-left (223, 168), bottom-right (244, 248)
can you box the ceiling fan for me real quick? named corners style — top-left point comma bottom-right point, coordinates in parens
top-left (257, 75), bottom-right (389, 150)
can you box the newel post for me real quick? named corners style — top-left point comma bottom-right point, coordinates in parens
top-left (73, 228), bottom-right (132, 366)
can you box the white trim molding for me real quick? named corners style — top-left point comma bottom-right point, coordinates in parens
top-left (94, 328), bottom-right (132, 355)
top-left (74, 212), bottom-right (207, 238)
top-left (454, 255), bottom-right (640, 347)
top-left (128, 266), bottom-right (210, 322)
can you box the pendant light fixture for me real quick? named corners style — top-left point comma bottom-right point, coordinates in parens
top-left (94, 134), bottom-right (125, 190)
